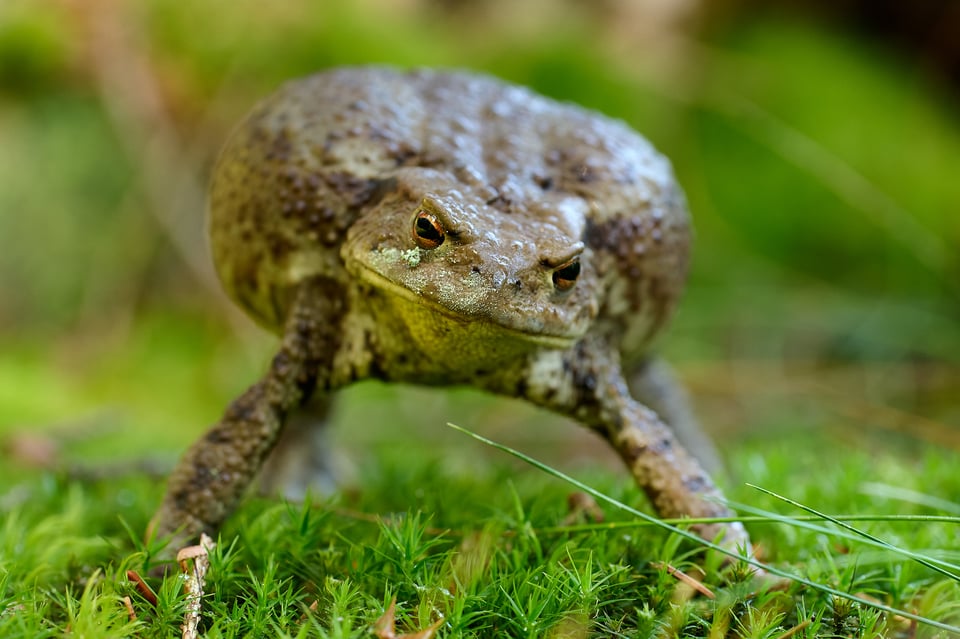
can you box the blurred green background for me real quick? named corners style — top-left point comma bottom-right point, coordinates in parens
top-left (1, 0), bottom-right (957, 483)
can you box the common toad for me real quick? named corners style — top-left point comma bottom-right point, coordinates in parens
top-left (151, 67), bottom-right (750, 553)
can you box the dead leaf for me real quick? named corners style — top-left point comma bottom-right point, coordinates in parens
top-left (373, 597), bottom-right (444, 639)
top-left (561, 492), bottom-right (605, 525)
top-left (127, 569), bottom-right (158, 607)
top-left (3, 433), bottom-right (60, 468)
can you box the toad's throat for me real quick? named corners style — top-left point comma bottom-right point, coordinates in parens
top-left (354, 265), bottom-right (579, 350)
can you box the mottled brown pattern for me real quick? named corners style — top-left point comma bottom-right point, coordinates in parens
top-left (153, 67), bottom-right (752, 559)
top-left (152, 277), bottom-right (342, 542)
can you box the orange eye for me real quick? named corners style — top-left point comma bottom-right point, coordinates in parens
top-left (552, 258), bottom-right (581, 292)
top-left (412, 210), bottom-right (445, 249)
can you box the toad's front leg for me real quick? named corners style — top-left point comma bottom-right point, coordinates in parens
top-left (518, 340), bottom-right (751, 554)
top-left (149, 277), bottom-right (343, 544)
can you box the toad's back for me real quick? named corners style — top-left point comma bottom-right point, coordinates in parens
top-left (209, 67), bottom-right (689, 362)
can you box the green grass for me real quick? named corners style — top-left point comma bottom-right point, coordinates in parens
top-left (2, 1), bottom-right (959, 636)
top-left (2, 418), bottom-right (960, 637)
top-left (1, 306), bottom-right (958, 639)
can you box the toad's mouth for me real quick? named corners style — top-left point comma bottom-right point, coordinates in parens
top-left (353, 264), bottom-right (579, 350)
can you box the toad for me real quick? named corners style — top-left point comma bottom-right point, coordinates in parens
top-left (151, 67), bottom-right (750, 554)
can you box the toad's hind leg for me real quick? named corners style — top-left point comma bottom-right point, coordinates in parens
top-left (627, 357), bottom-right (723, 475)
top-left (258, 396), bottom-right (342, 499)
top-left (149, 277), bottom-right (343, 544)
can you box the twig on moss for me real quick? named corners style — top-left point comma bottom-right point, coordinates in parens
top-left (651, 561), bottom-right (715, 599)
top-left (121, 595), bottom-right (136, 622)
top-left (178, 533), bottom-right (214, 639)
top-left (773, 618), bottom-right (812, 639)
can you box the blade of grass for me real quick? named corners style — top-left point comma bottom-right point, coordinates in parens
top-left (859, 482), bottom-right (960, 516)
top-left (723, 500), bottom-right (960, 573)
top-left (746, 483), bottom-right (960, 581)
top-left (448, 422), bottom-right (960, 634)
top-left (536, 513), bottom-right (960, 535)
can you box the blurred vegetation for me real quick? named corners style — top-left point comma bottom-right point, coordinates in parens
top-left (1, 1), bottom-right (960, 634)
top-left (0, 0), bottom-right (957, 473)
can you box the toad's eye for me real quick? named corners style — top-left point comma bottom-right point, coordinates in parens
top-left (413, 210), bottom-right (445, 249)
top-left (552, 258), bottom-right (581, 292)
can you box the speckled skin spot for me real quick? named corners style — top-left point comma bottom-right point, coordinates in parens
top-left (151, 67), bottom-right (750, 554)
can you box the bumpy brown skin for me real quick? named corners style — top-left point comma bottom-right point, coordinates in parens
top-left (152, 67), bottom-right (750, 553)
